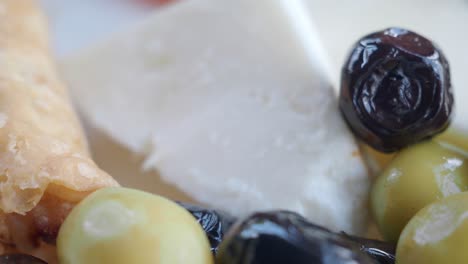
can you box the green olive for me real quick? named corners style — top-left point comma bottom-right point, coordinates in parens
top-left (436, 127), bottom-right (468, 152)
top-left (57, 187), bottom-right (213, 264)
top-left (397, 192), bottom-right (468, 264)
top-left (371, 140), bottom-right (468, 242)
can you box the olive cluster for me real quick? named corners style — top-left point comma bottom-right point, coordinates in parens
top-left (57, 188), bottom-right (396, 264)
top-left (341, 28), bottom-right (468, 264)
top-left (10, 188), bottom-right (394, 264)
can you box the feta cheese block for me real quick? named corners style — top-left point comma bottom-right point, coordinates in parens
top-left (61, 0), bottom-right (370, 234)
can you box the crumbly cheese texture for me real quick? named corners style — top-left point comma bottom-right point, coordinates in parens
top-left (62, 0), bottom-right (369, 234)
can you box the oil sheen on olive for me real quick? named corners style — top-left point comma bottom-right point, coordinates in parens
top-left (342, 233), bottom-right (396, 264)
top-left (397, 192), bottom-right (468, 264)
top-left (340, 27), bottom-right (453, 152)
top-left (217, 211), bottom-right (394, 264)
top-left (371, 140), bottom-right (468, 243)
top-left (0, 254), bottom-right (47, 264)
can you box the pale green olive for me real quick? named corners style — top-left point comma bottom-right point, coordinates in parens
top-left (436, 127), bottom-right (468, 152)
top-left (57, 187), bottom-right (213, 264)
top-left (397, 192), bottom-right (468, 264)
top-left (371, 140), bottom-right (468, 242)
top-left (361, 128), bottom-right (468, 176)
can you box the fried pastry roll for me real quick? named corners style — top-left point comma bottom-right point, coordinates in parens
top-left (0, 0), bottom-right (118, 259)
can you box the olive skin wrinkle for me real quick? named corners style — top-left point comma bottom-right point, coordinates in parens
top-left (340, 27), bottom-right (453, 153)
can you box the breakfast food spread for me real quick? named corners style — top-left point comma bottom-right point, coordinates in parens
top-left (0, 0), bottom-right (118, 258)
top-left (61, 0), bottom-right (369, 234)
top-left (1, 0), bottom-right (467, 263)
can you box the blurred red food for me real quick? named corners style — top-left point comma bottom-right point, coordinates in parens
top-left (135, 0), bottom-right (176, 6)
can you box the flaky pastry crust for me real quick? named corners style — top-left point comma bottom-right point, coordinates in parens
top-left (0, 0), bottom-right (119, 260)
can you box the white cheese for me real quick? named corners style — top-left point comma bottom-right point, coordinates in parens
top-left (61, 0), bottom-right (369, 234)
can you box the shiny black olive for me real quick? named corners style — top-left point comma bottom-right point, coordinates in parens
top-left (340, 27), bottom-right (453, 152)
top-left (341, 233), bottom-right (395, 264)
top-left (216, 211), bottom-right (379, 264)
top-left (177, 202), bottom-right (236, 254)
top-left (0, 254), bottom-right (47, 264)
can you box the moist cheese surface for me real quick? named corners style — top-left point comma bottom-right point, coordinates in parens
top-left (61, 0), bottom-right (369, 234)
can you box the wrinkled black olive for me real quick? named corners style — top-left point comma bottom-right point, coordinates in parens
top-left (216, 211), bottom-right (378, 264)
top-left (177, 202), bottom-right (236, 254)
top-left (340, 27), bottom-right (453, 152)
top-left (0, 254), bottom-right (47, 264)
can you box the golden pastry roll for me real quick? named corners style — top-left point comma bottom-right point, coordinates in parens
top-left (0, 0), bottom-right (118, 256)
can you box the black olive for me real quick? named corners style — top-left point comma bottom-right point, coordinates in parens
top-left (177, 202), bottom-right (236, 254)
top-left (340, 27), bottom-right (453, 152)
top-left (0, 254), bottom-right (47, 264)
top-left (341, 233), bottom-right (396, 264)
top-left (216, 211), bottom-right (381, 264)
